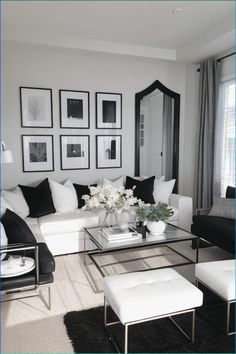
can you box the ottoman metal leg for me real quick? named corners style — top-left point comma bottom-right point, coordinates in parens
top-left (226, 300), bottom-right (235, 336)
top-left (124, 324), bottom-right (129, 354)
top-left (196, 278), bottom-right (235, 336)
top-left (169, 309), bottom-right (196, 343)
top-left (104, 296), bottom-right (197, 353)
top-left (104, 297), bottom-right (129, 353)
top-left (104, 297), bottom-right (122, 352)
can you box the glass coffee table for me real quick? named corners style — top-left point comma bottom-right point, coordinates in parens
top-left (84, 224), bottom-right (199, 290)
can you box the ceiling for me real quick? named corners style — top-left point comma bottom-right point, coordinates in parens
top-left (3, 1), bottom-right (235, 63)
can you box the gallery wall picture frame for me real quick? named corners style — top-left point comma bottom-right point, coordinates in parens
top-left (59, 90), bottom-right (90, 129)
top-left (96, 135), bottom-right (122, 169)
top-left (20, 87), bottom-right (53, 128)
top-left (96, 92), bottom-right (122, 129)
top-left (60, 135), bottom-right (90, 170)
top-left (21, 135), bottom-right (54, 172)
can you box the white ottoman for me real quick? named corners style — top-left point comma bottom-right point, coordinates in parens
top-left (195, 259), bottom-right (235, 336)
top-left (102, 268), bottom-right (203, 353)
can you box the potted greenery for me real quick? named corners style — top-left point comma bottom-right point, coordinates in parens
top-left (136, 203), bottom-right (174, 235)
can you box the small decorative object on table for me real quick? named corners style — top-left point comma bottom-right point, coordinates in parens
top-left (136, 203), bottom-right (174, 236)
top-left (135, 220), bottom-right (147, 239)
top-left (1, 255), bottom-right (35, 278)
top-left (82, 185), bottom-right (140, 228)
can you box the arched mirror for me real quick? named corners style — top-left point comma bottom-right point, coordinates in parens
top-left (135, 80), bottom-right (180, 193)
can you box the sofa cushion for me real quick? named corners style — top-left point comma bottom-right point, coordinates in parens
top-left (49, 179), bottom-right (77, 213)
top-left (19, 179), bottom-right (56, 218)
top-left (226, 186), bottom-right (235, 199)
top-left (0, 196), bottom-right (13, 216)
top-left (2, 188), bottom-right (29, 219)
top-left (73, 183), bottom-right (97, 208)
top-left (38, 210), bottom-right (99, 236)
top-left (1, 209), bottom-right (36, 244)
top-left (209, 197), bottom-right (235, 219)
top-left (192, 215), bottom-right (234, 243)
top-left (25, 217), bottom-right (44, 242)
top-left (125, 176), bottom-right (155, 204)
top-left (153, 179), bottom-right (176, 204)
top-left (103, 176), bottom-right (124, 188)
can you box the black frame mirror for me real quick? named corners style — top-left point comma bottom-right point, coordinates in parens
top-left (135, 80), bottom-right (180, 193)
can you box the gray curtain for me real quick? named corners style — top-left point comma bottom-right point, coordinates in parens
top-left (162, 94), bottom-right (173, 180)
top-left (195, 59), bottom-right (220, 209)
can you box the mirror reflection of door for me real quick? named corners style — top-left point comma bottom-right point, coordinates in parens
top-left (139, 89), bottom-right (174, 180)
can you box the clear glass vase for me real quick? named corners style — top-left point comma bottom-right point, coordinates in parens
top-left (103, 210), bottom-right (117, 228)
top-left (116, 210), bottom-right (129, 231)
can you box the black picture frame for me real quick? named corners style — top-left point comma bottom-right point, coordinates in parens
top-left (21, 135), bottom-right (54, 172)
top-left (96, 135), bottom-right (122, 169)
top-left (59, 90), bottom-right (90, 129)
top-left (20, 87), bottom-right (53, 128)
top-left (96, 92), bottom-right (122, 129)
top-left (60, 135), bottom-right (90, 170)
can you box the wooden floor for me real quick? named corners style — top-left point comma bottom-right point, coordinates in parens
top-left (2, 242), bottom-right (233, 353)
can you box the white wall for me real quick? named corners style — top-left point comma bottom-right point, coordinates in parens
top-left (2, 42), bottom-right (186, 191)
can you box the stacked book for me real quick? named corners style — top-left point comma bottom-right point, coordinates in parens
top-left (101, 227), bottom-right (141, 242)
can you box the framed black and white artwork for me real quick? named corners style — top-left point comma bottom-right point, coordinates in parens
top-left (60, 90), bottom-right (90, 128)
top-left (96, 92), bottom-right (122, 129)
top-left (21, 135), bottom-right (54, 172)
top-left (96, 135), bottom-right (122, 169)
top-left (60, 135), bottom-right (90, 170)
top-left (20, 87), bottom-right (53, 128)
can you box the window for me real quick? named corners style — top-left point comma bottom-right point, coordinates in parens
top-left (220, 80), bottom-right (235, 196)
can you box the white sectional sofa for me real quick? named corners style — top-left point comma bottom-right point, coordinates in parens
top-left (24, 193), bottom-right (192, 256)
top-left (2, 177), bottom-right (193, 256)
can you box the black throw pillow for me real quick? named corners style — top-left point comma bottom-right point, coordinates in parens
top-left (19, 178), bottom-right (56, 218)
top-left (73, 183), bottom-right (97, 208)
top-left (125, 176), bottom-right (155, 204)
top-left (1, 209), bottom-right (36, 244)
top-left (226, 186), bottom-right (235, 199)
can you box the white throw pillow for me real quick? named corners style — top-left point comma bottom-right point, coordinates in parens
top-left (209, 197), bottom-right (235, 219)
top-left (0, 223), bottom-right (8, 261)
top-left (103, 176), bottom-right (124, 188)
top-left (2, 188), bottom-right (29, 219)
top-left (153, 178), bottom-right (176, 204)
top-left (49, 179), bottom-right (78, 213)
top-left (0, 196), bottom-right (13, 216)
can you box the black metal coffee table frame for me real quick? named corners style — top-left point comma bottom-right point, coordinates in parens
top-left (83, 224), bottom-right (199, 291)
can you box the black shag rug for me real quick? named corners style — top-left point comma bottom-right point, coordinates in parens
top-left (64, 304), bottom-right (235, 353)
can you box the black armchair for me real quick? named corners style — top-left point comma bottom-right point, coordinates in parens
top-left (1, 241), bottom-right (55, 309)
top-left (191, 186), bottom-right (235, 255)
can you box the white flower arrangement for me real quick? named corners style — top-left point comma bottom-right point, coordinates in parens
top-left (82, 185), bottom-right (139, 212)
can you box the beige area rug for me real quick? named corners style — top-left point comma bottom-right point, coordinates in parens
top-left (2, 242), bottom-right (233, 353)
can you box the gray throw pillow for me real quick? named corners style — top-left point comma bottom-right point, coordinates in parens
top-left (209, 197), bottom-right (235, 219)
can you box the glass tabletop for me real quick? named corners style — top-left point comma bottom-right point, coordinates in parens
top-left (84, 223), bottom-right (198, 252)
